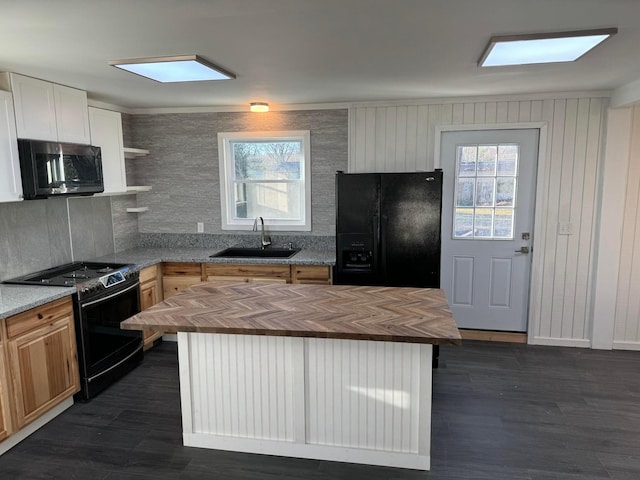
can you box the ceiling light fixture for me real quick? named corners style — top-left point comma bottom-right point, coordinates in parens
top-left (250, 102), bottom-right (269, 113)
top-left (478, 28), bottom-right (617, 67)
top-left (109, 54), bottom-right (235, 82)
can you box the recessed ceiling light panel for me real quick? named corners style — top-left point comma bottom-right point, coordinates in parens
top-left (109, 55), bottom-right (235, 82)
top-left (479, 28), bottom-right (617, 67)
top-left (250, 102), bottom-right (269, 113)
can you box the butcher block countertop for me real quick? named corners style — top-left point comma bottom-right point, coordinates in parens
top-left (121, 281), bottom-right (461, 345)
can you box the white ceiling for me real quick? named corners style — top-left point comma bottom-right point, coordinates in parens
top-left (1, 0), bottom-right (640, 110)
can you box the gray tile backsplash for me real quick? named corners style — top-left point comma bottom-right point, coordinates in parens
top-left (111, 196), bottom-right (140, 253)
top-left (46, 197), bottom-right (73, 267)
top-left (128, 109), bottom-right (348, 236)
top-left (68, 196), bottom-right (115, 261)
top-left (0, 196), bottom-right (115, 281)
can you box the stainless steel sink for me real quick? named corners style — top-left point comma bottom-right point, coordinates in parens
top-left (210, 247), bottom-right (301, 259)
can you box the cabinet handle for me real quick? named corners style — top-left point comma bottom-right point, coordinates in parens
top-left (37, 313), bottom-right (43, 319)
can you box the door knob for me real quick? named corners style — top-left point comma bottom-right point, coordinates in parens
top-left (515, 246), bottom-right (530, 254)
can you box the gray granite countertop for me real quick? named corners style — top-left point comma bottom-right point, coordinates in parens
top-left (0, 247), bottom-right (335, 320)
top-left (0, 284), bottom-right (76, 319)
top-left (92, 247), bottom-right (336, 270)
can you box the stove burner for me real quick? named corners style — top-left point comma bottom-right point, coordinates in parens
top-left (96, 267), bottom-right (115, 274)
top-left (63, 272), bottom-right (90, 279)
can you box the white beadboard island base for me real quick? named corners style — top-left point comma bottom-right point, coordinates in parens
top-left (177, 332), bottom-right (433, 470)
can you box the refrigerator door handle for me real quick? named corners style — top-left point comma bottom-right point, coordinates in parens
top-left (377, 214), bottom-right (385, 280)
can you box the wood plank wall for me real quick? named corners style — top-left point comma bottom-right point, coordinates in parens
top-left (349, 96), bottom-right (608, 346)
top-left (613, 104), bottom-right (640, 350)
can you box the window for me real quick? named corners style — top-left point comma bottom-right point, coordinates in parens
top-left (218, 130), bottom-right (311, 231)
top-left (453, 143), bottom-right (518, 239)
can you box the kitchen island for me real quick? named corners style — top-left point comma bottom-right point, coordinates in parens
top-left (121, 281), bottom-right (460, 471)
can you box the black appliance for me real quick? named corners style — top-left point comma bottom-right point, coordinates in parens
top-left (18, 139), bottom-right (104, 199)
top-left (335, 171), bottom-right (444, 367)
top-left (3, 262), bottom-right (143, 401)
top-left (334, 171), bottom-right (443, 288)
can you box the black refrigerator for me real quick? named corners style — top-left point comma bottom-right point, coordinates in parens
top-left (334, 170), bottom-right (443, 288)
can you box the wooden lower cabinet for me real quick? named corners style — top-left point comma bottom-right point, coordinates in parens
top-left (162, 262), bottom-right (332, 289)
top-left (5, 297), bottom-right (79, 430)
top-left (206, 263), bottom-right (291, 283)
top-left (292, 265), bottom-right (332, 284)
top-left (162, 262), bottom-right (203, 299)
top-left (0, 340), bottom-right (11, 442)
top-left (139, 265), bottom-right (163, 350)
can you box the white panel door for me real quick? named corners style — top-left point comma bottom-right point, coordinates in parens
top-left (440, 129), bottom-right (539, 331)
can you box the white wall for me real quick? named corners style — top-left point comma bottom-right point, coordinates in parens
top-left (594, 105), bottom-right (640, 350)
top-left (349, 95), bottom-right (609, 347)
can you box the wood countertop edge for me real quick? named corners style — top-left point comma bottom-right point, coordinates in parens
top-left (121, 321), bottom-right (462, 345)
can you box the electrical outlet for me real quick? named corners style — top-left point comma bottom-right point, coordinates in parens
top-left (197, 222), bottom-right (204, 233)
top-left (558, 222), bottom-right (573, 235)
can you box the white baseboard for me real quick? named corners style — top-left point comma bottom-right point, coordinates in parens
top-left (183, 433), bottom-right (430, 471)
top-left (0, 397), bottom-right (74, 456)
top-left (529, 336), bottom-right (591, 348)
top-left (612, 341), bottom-right (640, 351)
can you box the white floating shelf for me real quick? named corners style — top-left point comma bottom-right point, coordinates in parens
top-left (126, 185), bottom-right (153, 192)
top-left (123, 147), bottom-right (150, 159)
top-left (126, 207), bottom-right (149, 213)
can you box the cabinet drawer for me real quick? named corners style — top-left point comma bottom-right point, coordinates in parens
top-left (293, 265), bottom-right (332, 283)
top-left (206, 263), bottom-right (291, 280)
top-left (139, 264), bottom-right (160, 284)
top-left (6, 297), bottom-right (73, 339)
top-left (162, 262), bottom-right (202, 277)
top-left (207, 275), bottom-right (288, 284)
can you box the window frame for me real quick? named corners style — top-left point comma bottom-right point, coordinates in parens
top-left (217, 130), bottom-right (311, 231)
top-left (452, 142), bottom-right (519, 241)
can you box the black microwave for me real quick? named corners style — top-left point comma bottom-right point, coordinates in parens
top-left (18, 139), bottom-right (104, 199)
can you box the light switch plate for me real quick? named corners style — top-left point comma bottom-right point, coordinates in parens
top-left (558, 222), bottom-right (573, 235)
top-left (197, 222), bottom-right (204, 233)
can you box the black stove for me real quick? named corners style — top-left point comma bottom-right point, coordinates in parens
top-left (3, 261), bottom-right (138, 297)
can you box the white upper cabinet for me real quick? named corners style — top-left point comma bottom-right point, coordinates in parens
top-left (89, 107), bottom-right (127, 194)
top-left (10, 74), bottom-right (57, 141)
top-left (7, 73), bottom-right (90, 144)
top-left (0, 90), bottom-right (22, 202)
top-left (53, 84), bottom-right (91, 144)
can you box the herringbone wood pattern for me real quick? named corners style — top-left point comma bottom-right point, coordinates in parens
top-left (123, 282), bottom-right (461, 345)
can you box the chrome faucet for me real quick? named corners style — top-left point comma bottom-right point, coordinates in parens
top-left (252, 216), bottom-right (272, 249)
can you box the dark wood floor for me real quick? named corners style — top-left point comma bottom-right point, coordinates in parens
top-left (1, 340), bottom-right (639, 479)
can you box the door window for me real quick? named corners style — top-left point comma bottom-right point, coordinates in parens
top-left (453, 144), bottom-right (519, 239)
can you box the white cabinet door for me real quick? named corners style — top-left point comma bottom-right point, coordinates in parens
top-left (9, 73), bottom-right (91, 144)
top-left (10, 73), bottom-right (57, 141)
top-left (88, 107), bottom-right (127, 194)
top-left (53, 84), bottom-right (90, 144)
top-left (0, 90), bottom-right (22, 202)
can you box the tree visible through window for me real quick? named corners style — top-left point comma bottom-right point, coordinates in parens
top-left (218, 131), bottom-right (311, 231)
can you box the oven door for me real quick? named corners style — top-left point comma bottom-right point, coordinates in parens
top-left (78, 281), bottom-right (142, 380)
